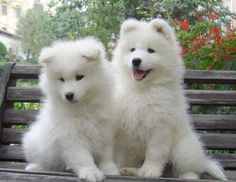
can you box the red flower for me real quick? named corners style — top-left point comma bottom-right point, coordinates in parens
top-left (228, 32), bottom-right (235, 40)
top-left (208, 12), bottom-right (220, 20)
top-left (215, 37), bottom-right (225, 46)
top-left (210, 26), bottom-right (221, 38)
top-left (180, 21), bottom-right (189, 31)
top-left (227, 47), bottom-right (236, 53)
top-left (208, 65), bottom-right (213, 70)
top-left (180, 46), bottom-right (186, 56)
top-left (222, 55), bottom-right (230, 61)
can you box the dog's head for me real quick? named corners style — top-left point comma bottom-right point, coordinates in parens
top-left (114, 18), bottom-right (184, 85)
top-left (39, 37), bottom-right (107, 104)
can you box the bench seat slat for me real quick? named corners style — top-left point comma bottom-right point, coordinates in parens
top-left (6, 87), bottom-right (236, 105)
top-left (0, 168), bottom-right (235, 181)
top-left (2, 129), bottom-right (236, 149)
top-left (0, 170), bottom-right (222, 182)
top-left (3, 110), bottom-right (236, 131)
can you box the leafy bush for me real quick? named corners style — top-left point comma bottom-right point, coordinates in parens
top-left (0, 41), bottom-right (7, 59)
top-left (175, 10), bottom-right (236, 70)
top-left (178, 22), bottom-right (236, 70)
top-left (14, 102), bottom-right (41, 110)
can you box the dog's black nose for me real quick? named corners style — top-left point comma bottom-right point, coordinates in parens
top-left (132, 58), bottom-right (142, 67)
top-left (65, 92), bottom-right (74, 101)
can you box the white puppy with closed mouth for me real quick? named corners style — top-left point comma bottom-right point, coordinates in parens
top-left (113, 18), bottom-right (226, 180)
top-left (22, 37), bottom-right (119, 182)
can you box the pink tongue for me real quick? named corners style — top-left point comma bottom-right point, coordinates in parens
top-left (133, 69), bottom-right (147, 81)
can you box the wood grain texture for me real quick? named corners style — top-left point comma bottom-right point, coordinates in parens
top-left (0, 63), bottom-right (15, 144)
top-left (0, 161), bottom-right (235, 179)
top-left (185, 90), bottom-right (236, 106)
top-left (192, 114), bottom-right (236, 130)
top-left (3, 109), bottom-right (236, 131)
top-left (0, 169), bottom-right (227, 182)
top-left (184, 70), bottom-right (236, 84)
top-left (11, 66), bottom-right (236, 84)
top-left (3, 109), bottom-right (38, 125)
top-left (6, 87), bottom-right (43, 102)
top-left (0, 144), bottom-right (24, 161)
top-left (2, 129), bottom-right (236, 149)
top-left (6, 87), bottom-right (236, 106)
top-left (11, 66), bottom-right (41, 79)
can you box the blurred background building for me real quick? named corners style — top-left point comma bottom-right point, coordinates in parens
top-left (224, 0), bottom-right (236, 27)
top-left (0, 0), bottom-right (47, 54)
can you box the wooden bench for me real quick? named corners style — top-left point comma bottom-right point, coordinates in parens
top-left (0, 63), bottom-right (236, 181)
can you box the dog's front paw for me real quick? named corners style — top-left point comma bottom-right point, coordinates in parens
top-left (137, 164), bottom-right (162, 177)
top-left (120, 167), bottom-right (138, 176)
top-left (179, 172), bottom-right (200, 179)
top-left (25, 163), bottom-right (43, 171)
top-left (78, 167), bottom-right (105, 182)
top-left (99, 162), bottom-right (120, 175)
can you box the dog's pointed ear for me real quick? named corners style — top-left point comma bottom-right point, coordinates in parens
top-left (39, 47), bottom-right (54, 66)
top-left (79, 37), bottom-right (106, 62)
top-left (150, 18), bottom-right (176, 42)
top-left (120, 19), bottom-right (139, 37)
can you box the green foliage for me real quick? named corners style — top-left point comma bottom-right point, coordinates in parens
top-left (17, 2), bottom-right (55, 60)
top-left (14, 102), bottom-right (41, 110)
top-left (0, 41), bottom-right (7, 73)
top-left (152, 0), bottom-right (234, 23)
top-left (0, 41), bottom-right (7, 59)
top-left (177, 15), bottom-right (236, 70)
top-left (50, 0), bottom-right (124, 49)
top-left (17, 0), bottom-right (235, 70)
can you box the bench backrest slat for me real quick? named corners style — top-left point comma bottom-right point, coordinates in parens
top-left (5, 87), bottom-right (236, 106)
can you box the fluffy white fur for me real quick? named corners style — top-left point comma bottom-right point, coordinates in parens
top-left (113, 18), bottom-right (226, 180)
top-left (22, 37), bottom-right (119, 182)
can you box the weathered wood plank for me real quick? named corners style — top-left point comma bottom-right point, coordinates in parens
top-left (0, 63), bottom-right (15, 144)
top-left (0, 144), bottom-right (24, 161)
top-left (2, 129), bottom-right (236, 149)
top-left (185, 90), bottom-right (236, 106)
top-left (6, 87), bottom-right (236, 106)
top-left (3, 110), bottom-right (236, 131)
top-left (0, 161), bottom-right (235, 180)
top-left (0, 157), bottom-right (235, 170)
top-left (200, 133), bottom-right (236, 149)
top-left (6, 87), bottom-right (43, 102)
top-left (3, 109), bottom-right (38, 125)
top-left (184, 70), bottom-right (236, 84)
top-left (10, 66), bottom-right (236, 84)
top-left (2, 129), bottom-right (25, 144)
top-left (0, 169), bottom-right (226, 182)
top-left (11, 65), bottom-right (41, 79)
top-left (192, 114), bottom-right (236, 131)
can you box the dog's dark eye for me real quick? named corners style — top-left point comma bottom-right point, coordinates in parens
top-left (59, 78), bottom-right (64, 82)
top-left (76, 75), bottom-right (84, 81)
top-left (130, 48), bottom-right (135, 52)
top-left (147, 48), bottom-right (155, 53)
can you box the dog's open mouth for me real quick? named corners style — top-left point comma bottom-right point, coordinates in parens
top-left (132, 69), bottom-right (151, 81)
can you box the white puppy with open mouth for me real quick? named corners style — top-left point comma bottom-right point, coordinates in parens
top-left (113, 18), bottom-right (226, 180)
